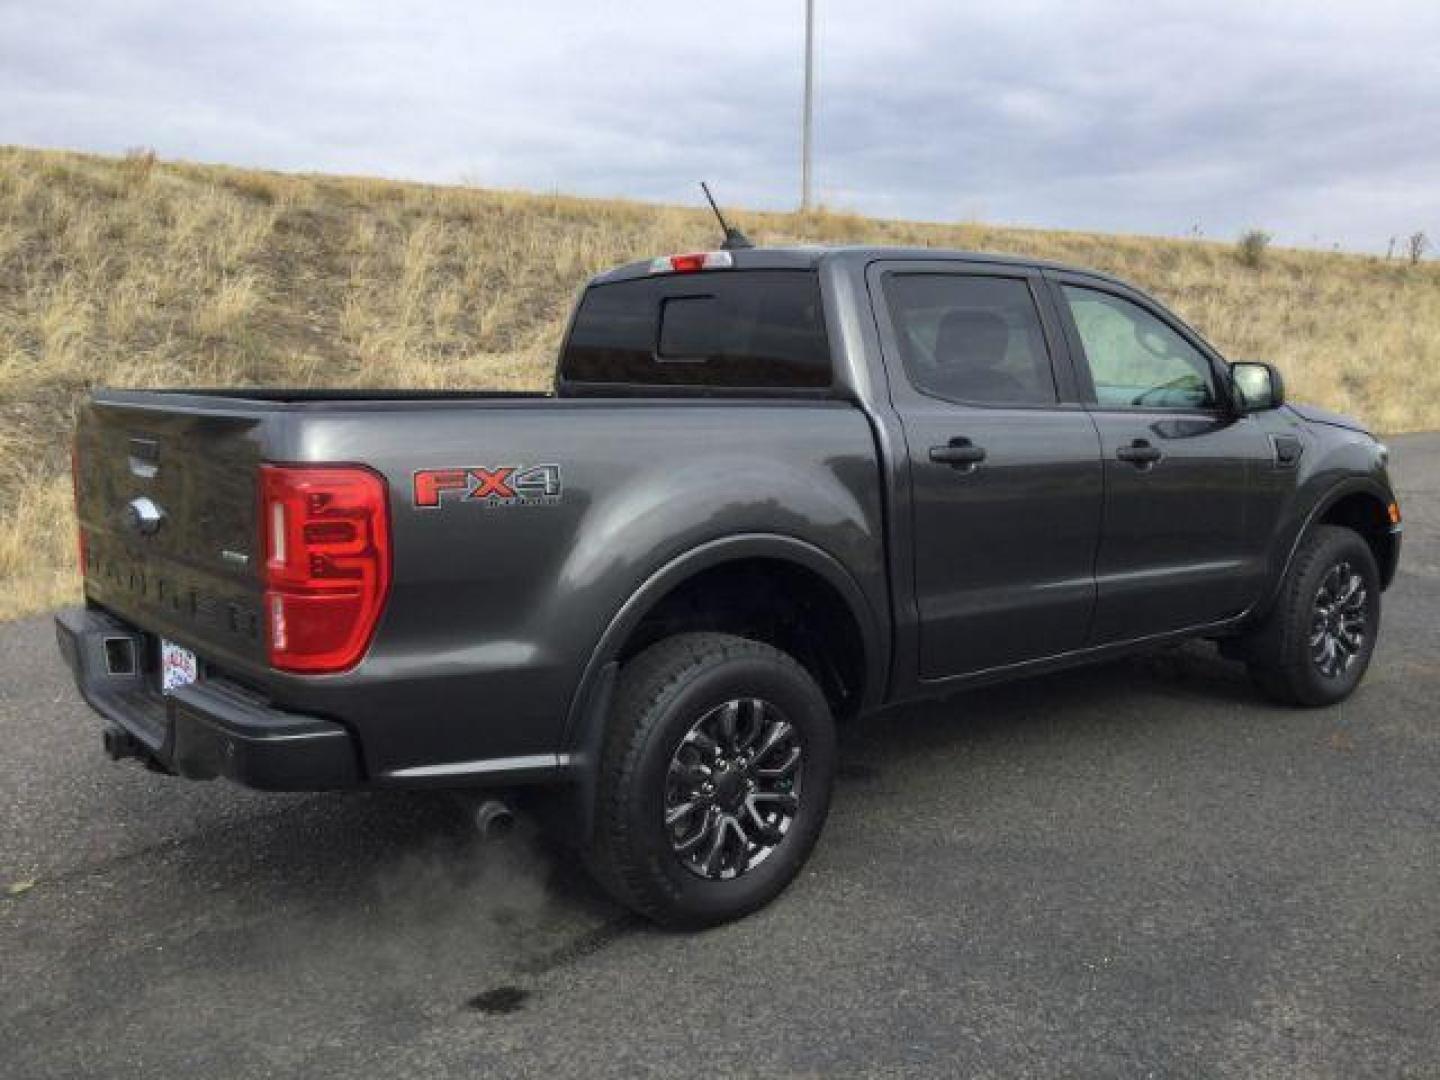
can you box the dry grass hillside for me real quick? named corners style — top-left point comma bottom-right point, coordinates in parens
top-left (2, 145), bottom-right (1437, 618)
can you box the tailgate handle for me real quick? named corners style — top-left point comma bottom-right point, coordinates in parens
top-left (127, 438), bottom-right (159, 479)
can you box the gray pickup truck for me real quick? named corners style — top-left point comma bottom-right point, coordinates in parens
top-left (57, 245), bottom-right (1401, 926)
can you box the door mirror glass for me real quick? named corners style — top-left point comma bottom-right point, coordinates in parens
top-left (1230, 361), bottom-right (1286, 412)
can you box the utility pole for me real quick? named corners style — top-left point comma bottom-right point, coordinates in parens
top-left (801, 0), bottom-right (815, 212)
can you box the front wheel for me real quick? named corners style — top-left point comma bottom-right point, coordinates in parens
top-left (588, 633), bottom-right (836, 928)
top-left (1245, 524), bottom-right (1381, 706)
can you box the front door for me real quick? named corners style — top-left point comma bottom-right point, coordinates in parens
top-left (870, 263), bottom-right (1104, 680)
top-left (1051, 276), bottom-right (1275, 642)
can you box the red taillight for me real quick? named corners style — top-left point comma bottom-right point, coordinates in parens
top-left (259, 464), bottom-right (390, 673)
top-left (71, 438), bottom-right (86, 574)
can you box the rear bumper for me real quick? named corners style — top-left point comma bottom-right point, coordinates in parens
top-left (55, 606), bottom-right (360, 790)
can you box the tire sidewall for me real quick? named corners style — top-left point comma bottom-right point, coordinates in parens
top-left (624, 649), bottom-right (835, 926)
top-left (1287, 528), bottom-right (1381, 704)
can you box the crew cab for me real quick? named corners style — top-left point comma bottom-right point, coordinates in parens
top-left (57, 246), bottom-right (1402, 926)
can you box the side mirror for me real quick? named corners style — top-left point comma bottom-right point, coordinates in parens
top-left (1230, 361), bottom-right (1286, 413)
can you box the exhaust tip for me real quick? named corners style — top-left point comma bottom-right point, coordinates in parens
top-left (472, 799), bottom-right (517, 841)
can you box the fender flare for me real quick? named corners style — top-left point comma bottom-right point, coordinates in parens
top-left (1255, 476), bottom-right (1396, 619)
top-left (559, 532), bottom-right (886, 791)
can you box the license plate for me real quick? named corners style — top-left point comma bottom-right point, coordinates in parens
top-left (160, 639), bottom-right (199, 694)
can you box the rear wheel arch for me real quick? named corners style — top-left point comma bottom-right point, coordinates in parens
top-left (563, 535), bottom-right (885, 756)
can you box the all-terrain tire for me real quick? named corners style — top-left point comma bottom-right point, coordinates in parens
top-left (588, 632), bottom-right (836, 929)
top-left (1244, 525), bottom-right (1381, 706)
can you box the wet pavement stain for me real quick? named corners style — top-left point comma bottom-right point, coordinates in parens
top-left (467, 985), bottom-right (530, 1015)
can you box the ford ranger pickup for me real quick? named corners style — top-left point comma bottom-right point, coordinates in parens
top-left (56, 245), bottom-right (1402, 926)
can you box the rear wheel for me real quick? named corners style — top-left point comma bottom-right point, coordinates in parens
top-left (588, 632), bottom-right (835, 928)
top-left (1244, 525), bottom-right (1381, 706)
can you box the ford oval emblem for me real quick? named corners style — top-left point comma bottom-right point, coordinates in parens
top-left (125, 496), bottom-right (165, 536)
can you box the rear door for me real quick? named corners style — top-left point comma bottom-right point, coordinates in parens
top-left (868, 261), bottom-right (1103, 680)
top-left (1048, 273), bottom-right (1275, 641)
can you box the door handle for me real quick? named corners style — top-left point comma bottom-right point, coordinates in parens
top-left (929, 439), bottom-right (987, 469)
top-left (1115, 439), bottom-right (1162, 467)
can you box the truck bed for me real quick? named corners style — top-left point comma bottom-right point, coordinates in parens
top-left (73, 387), bottom-right (887, 783)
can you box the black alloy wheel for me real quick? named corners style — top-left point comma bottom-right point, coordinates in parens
top-left (663, 697), bottom-right (804, 881)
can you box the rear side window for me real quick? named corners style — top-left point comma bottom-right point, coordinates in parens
top-left (560, 271), bottom-right (831, 388)
top-left (883, 274), bottom-right (1057, 405)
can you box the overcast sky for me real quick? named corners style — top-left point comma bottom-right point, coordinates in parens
top-left (3, 0), bottom-right (1437, 252)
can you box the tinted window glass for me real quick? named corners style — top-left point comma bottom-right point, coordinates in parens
top-left (561, 271), bottom-right (830, 388)
top-left (1063, 286), bottom-right (1218, 409)
top-left (883, 274), bottom-right (1056, 405)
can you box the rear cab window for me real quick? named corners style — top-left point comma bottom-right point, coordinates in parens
top-left (559, 270), bottom-right (831, 390)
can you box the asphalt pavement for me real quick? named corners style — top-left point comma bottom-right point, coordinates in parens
top-left (2, 433), bottom-right (1437, 1079)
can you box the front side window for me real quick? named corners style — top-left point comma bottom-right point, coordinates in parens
top-left (1062, 286), bottom-right (1218, 410)
top-left (883, 274), bottom-right (1057, 406)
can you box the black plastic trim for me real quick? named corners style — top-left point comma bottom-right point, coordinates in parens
top-left (56, 606), bottom-right (361, 791)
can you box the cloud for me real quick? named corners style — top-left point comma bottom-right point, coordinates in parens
top-left (2, 0), bottom-right (1437, 250)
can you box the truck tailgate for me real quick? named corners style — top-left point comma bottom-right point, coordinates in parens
top-left (74, 395), bottom-right (271, 672)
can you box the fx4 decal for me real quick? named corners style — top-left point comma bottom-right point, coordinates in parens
top-left (413, 464), bottom-right (562, 508)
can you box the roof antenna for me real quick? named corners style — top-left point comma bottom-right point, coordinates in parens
top-left (700, 181), bottom-right (754, 250)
